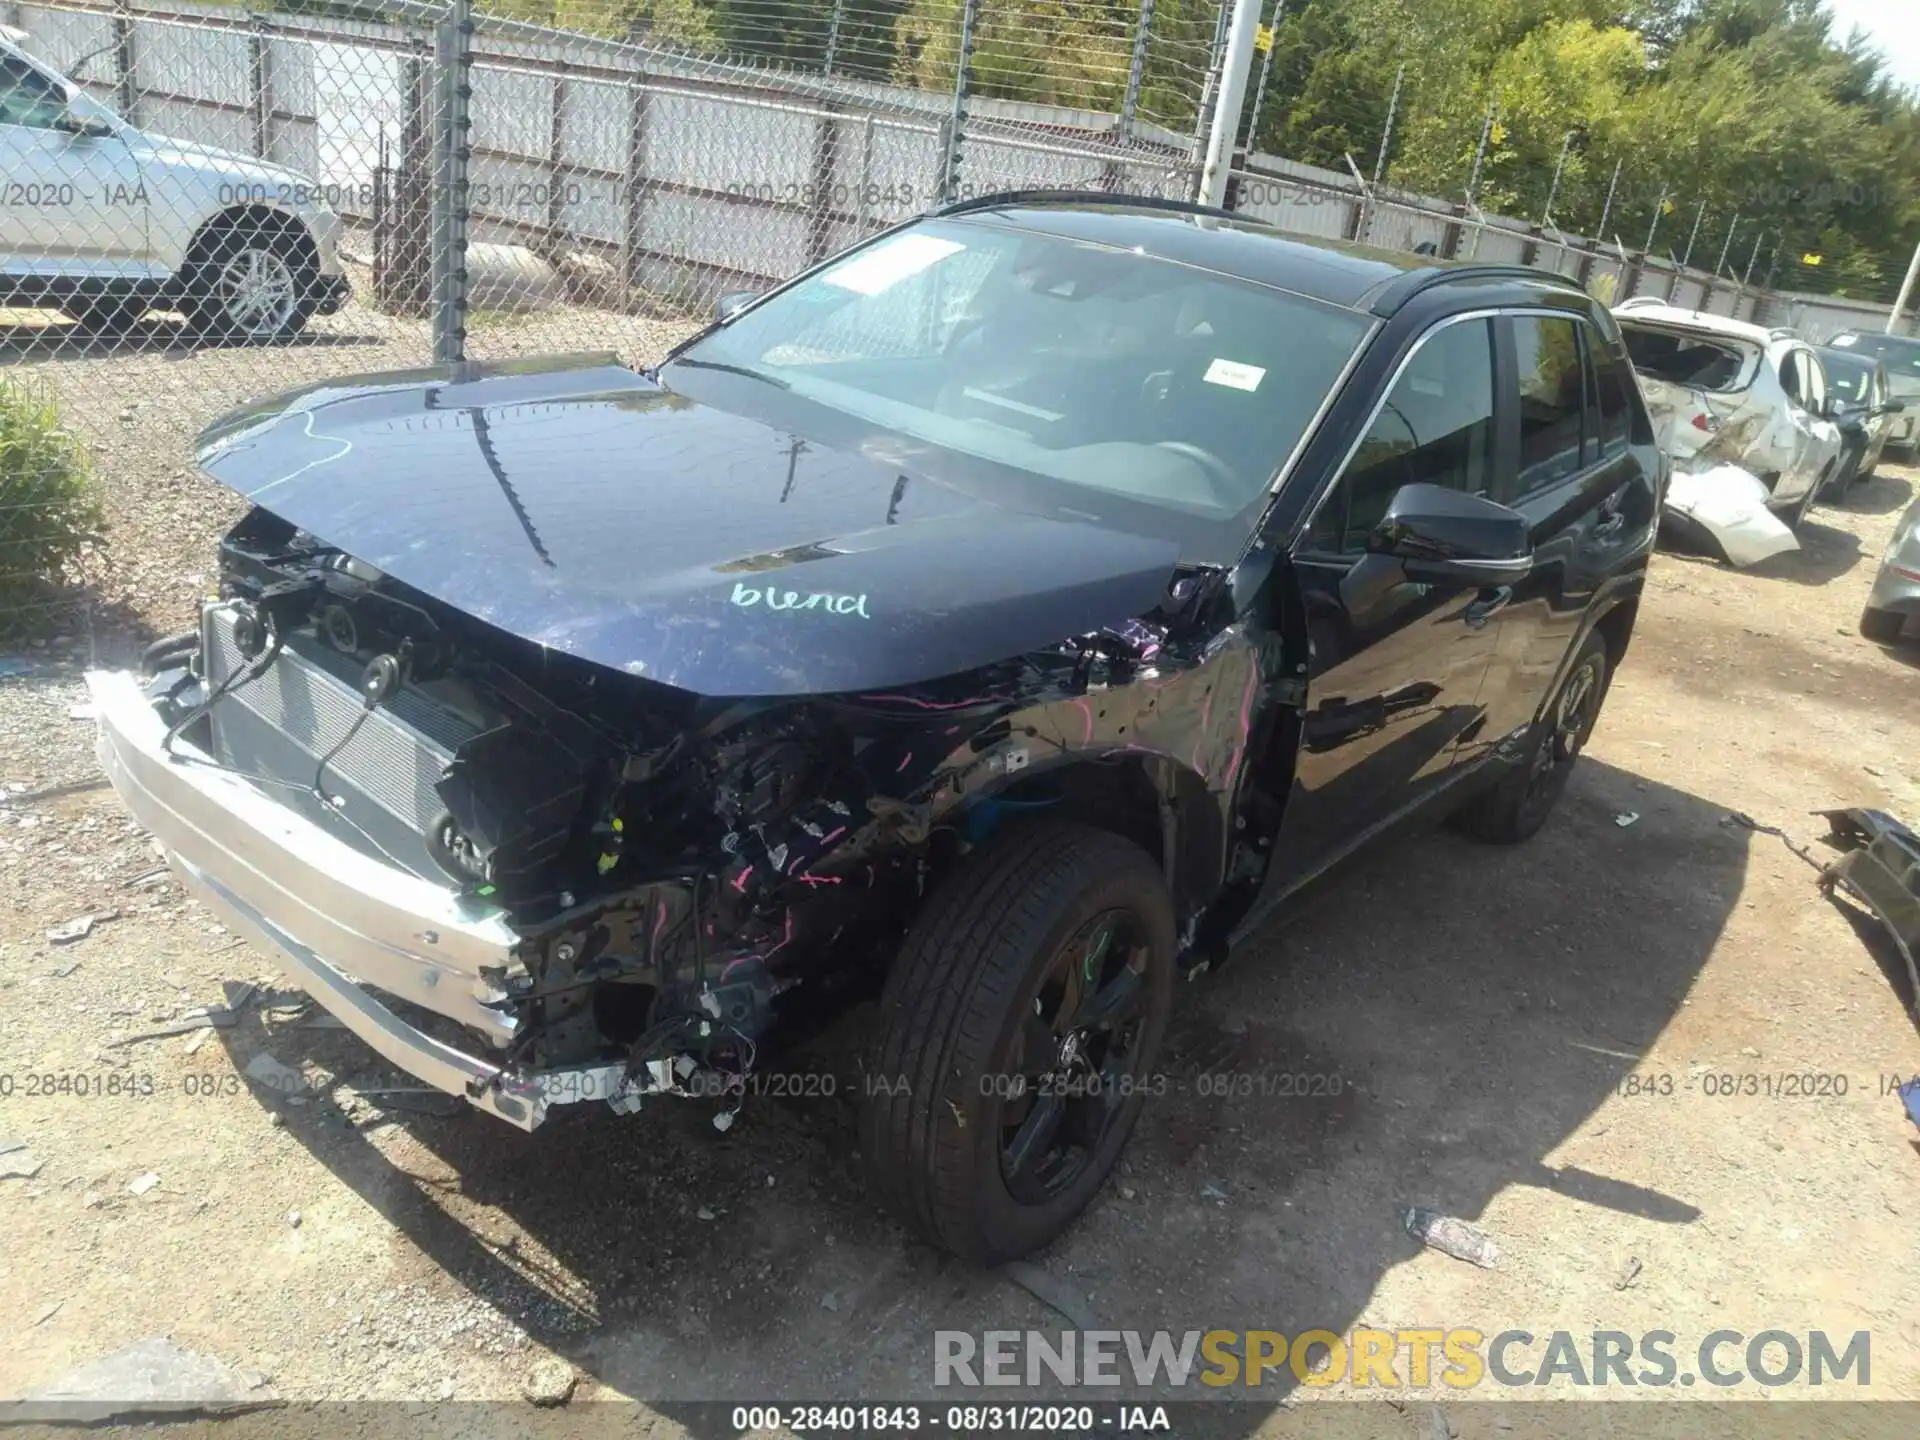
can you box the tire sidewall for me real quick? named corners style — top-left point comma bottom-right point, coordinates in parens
top-left (186, 224), bottom-right (317, 343)
top-left (958, 857), bottom-right (1175, 1258)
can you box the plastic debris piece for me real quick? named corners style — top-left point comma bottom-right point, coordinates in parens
top-left (999, 1260), bottom-right (1099, 1330)
top-left (16, 1337), bottom-right (274, 1420)
top-left (47, 915), bottom-right (98, 944)
top-left (127, 1172), bottom-right (159, 1195)
top-left (1403, 1206), bottom-right (1501, 1268)
top-left (242, 1052), bottom-right (308, 1097)
top-left (2, 1150), bottom-right (44, 1180)
top-left (1614, 1254), bottom-right (1644, 1290)
top-left (1614, 812), bottom-right (1640, 828)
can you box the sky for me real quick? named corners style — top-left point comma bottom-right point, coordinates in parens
top-left (1824, 0), bottom-right (1920, 92)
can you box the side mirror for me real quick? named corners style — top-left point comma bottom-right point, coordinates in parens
top-left (59, 92), bottom-right (116, 138)
top-left (1881, 399), bottom-right (1908, 416)
top-left (714, 290), bottom-right (759, 324)
top-left (1367, 482), bottom-right (1533, 586)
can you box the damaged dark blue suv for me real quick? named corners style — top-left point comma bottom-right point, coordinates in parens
top-left (88, 192), bottom-right (1660, 1262)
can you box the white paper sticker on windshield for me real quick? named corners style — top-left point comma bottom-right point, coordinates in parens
top-left (822, 234), bottom-right (965, 296)
top-left (1204, 358), bottom-right (1265, 392)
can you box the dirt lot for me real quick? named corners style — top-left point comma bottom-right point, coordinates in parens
top-left (2, 301), bottom-right (1918, 1430)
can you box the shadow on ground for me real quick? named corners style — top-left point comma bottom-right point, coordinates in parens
top-left (243, 754), bottom-right (1745, 1425)
top-left (0, 311), bottom-right (387, 363)
top-left (1829, 470), bottom-right (1916, 518)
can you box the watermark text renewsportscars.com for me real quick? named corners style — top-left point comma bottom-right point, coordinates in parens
top-left (933, 1328), bottom-right (1871, 1390)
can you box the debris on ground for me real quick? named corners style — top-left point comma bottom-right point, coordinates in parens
top-left (52, 958), bottom-right (82, 978)
top-left (1816, 808), bottom-right (1920, 1014)
top-left (1403, 1207), bottom-right (1501, 1268)
top-left (1614, 1255), bottom-right (1645, 1291)
top-left (1200, 1181), bottom-right (1229, 1203)
top-left (14, 1337), bottom-right (275, 1421)
top-left (32, 1300), bottom-right (64, 1327)
top-left (695, 1205), bottom-right (717, 1221)
top-left (241, 1052), bottom-right (309, 1099)
top-left (286, 1211), bottom-right (301, 1229)
top-left (999, 1260), bottom-right (1099, 1330)
top-left (2, 1149), bottom-right (44, 1181)
top-left (127, 1172), bottom-right (159, 1196)
top-left (1614, 812), bottom-right (1641, 828)
top-left (819, 1292), bottom-right (839, 1313)
top-left (47, 910), bottom-right (117, 945)
top-left (521, 1357), bottom-right (576, 1407)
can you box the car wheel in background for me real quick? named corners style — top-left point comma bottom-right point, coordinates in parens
top-left (59, 294), bottom-right (147, 333)
top-left (862, 819), bottom-right (1174, 1263)
top-left (1452, 630), bottom-right (1610, 845)
top-left (181, 220), bottom-right (319, 344)
top-left (1860, 607), bottom-right (1906, 644)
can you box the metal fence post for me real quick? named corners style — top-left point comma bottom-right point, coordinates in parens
top-left (247, 14), bottom-right (272, 159)
top-left (432, 0), bottom-right (473, 365)
top-left (823, 0), bottom-right (844, 77)
top-left (1242, 0), bottom-right (1277, 150)
top-left (938, 0), bottom-right (980, 205)
top-left (1119, 0), bottom-right (1154, 145)
top-left (621, 79), bottom-right (652, 308)
top-left (1192, 0), bottom-right (1232, 169)
top-left (807, 105), bottom-right (842, 265)
top-left (111, 1), bottom-right (137, 124)
top-left (547, 62), bottom-right (568, 259)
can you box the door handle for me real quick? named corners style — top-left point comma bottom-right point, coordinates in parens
top-left (1593, 512), bottom-right (1625, 538)
top-left (1464, 585), bottom-right (1512, 628)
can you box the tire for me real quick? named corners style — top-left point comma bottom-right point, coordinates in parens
top-left (1452, 630), bottom-right (1610, 845)
top-left (1861, 607), bottom-right (1905, 644)
top-left (59, 294), bottom-right (147, 332)
top-left (181, 220), bottom-right (318, 343)
top-left (862, 819), bottom-right (1175, 1264)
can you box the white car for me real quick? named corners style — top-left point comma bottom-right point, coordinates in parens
top-left (1614, 302), bottom-right (1842, 526)
top-left (0, 35), bottom-right (349, 339)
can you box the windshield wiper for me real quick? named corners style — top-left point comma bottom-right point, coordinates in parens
top-left (665, 357), bottom-right (790, 390)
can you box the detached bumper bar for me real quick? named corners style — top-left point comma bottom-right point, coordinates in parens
top-left (87, 670), bottom-right (651, 1129)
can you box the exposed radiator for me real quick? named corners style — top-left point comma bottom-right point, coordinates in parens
top-left (202, 603), bottom-right (483, 878)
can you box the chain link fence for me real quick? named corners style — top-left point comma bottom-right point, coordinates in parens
top-left (0, 0), bottom-right (1911, 638)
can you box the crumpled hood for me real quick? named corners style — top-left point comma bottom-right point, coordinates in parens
top-left (196, 354), bottom-right (1186, 697)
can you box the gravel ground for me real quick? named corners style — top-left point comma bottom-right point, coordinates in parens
top-left (2, 298), bottom-right (1918, 1426)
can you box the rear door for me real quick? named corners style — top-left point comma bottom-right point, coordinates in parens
top-left (1262, 313), bottom-right (1507, 888)
top-left (1472, 310), bottom-right (1654, 759)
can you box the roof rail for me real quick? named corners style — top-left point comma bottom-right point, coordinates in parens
top-left (930, 189), bottom-right (1253, 225)
top-left (1363, 263), bottom-right (1573, 317)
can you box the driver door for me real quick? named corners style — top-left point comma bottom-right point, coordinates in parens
top-left (1263, 313), bottom-right (1510, 890)
top-left (0, 51), bottom-right (149, 281)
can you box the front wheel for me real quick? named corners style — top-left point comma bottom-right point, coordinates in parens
top-left (862, 819), bottom-right (1174, 1264)
top-left (1452, 630), bottom-right (1610, 844)
top-left (181, 223), bottom-right (318, 343)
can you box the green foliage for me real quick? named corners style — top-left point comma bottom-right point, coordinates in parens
top-left (265, 0), bottom-right (1920, 298)
top-left (1252, 0), bottom-right (1919, 299)
top-left (0, 379), bottom-right (101, 622)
